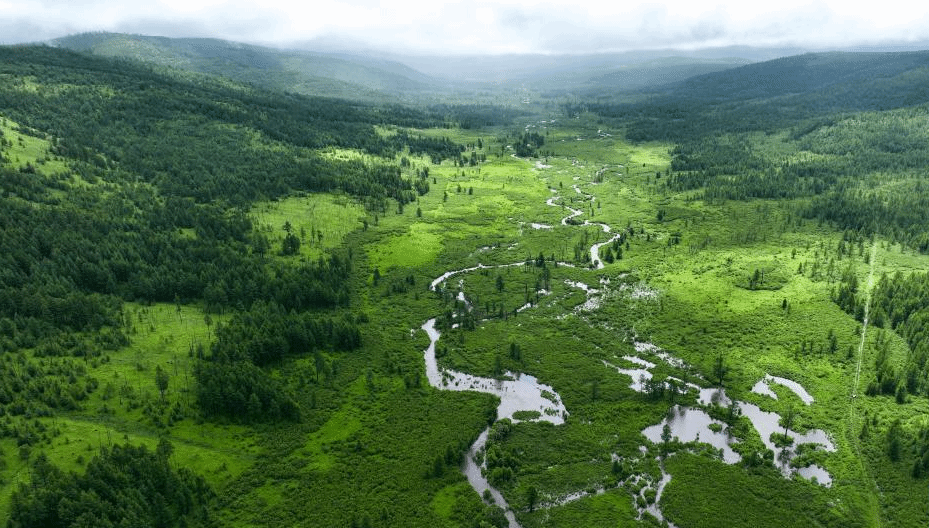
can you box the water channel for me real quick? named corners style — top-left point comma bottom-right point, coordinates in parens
top-left (419, 158), bottom-right (836, 526)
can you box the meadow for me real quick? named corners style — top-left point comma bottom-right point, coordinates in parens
top-left (3, 98), bottom-right (929, 528)
top-left (335, 113), bottom-right (929, 527)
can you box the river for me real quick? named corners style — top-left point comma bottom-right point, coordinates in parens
top-left (418, 159), bottom-right (834, 526)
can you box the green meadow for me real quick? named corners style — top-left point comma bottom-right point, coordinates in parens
top-left (0, 116), bottom-right (70, 176)
top-left (252, 192), bottom-right (367, 262)
top-left (3, 91), bottom-right (929, 528)
top-left (325, 113), bottom-right (929, 527)
top-left (0, 303), bottom-right (258, 516)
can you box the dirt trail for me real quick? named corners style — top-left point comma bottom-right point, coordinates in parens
top-left (852, 241), bottom-right (878, 398)
top-left (845, 240), bottom-right (882, 526)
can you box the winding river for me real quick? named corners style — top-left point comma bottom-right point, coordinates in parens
top-left (421, 317), bottom-right (566, 527)
top-left (418, 156), bottom-right (835, 526)
top-left (421, 171), bottom-right (607, 525)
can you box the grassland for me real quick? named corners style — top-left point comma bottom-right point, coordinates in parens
top-left (340, 113), bottom-right (929, 527)
top-left (251, 192), bottom-right (366, 262)
top-left (0, 115), bottom-right (70, 175)
top-left (0, 303), bottom-right (259, 517)
top-left (4, 110), bottom-right (929, 528)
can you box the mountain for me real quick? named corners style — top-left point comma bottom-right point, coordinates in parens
top-left (0, 44), bottom-right (459, 207)
top-left (585, 50), bottom-right (929, 142)
top-left (381, 47), bottom-right (792, 85)
top-left (657, 51), bottom-right (929, 103)
top-left (51, 32), bottom-right (439, 102)
top-left (574, 56), bottom-right (753, 96)
top-left (51, 34), bottom-right (763, 99)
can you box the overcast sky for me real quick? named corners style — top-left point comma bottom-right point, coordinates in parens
top-left (2, 0), bottom-right (929, 54)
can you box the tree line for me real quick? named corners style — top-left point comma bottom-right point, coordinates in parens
top-left (8, 442), bottom-right (214, 528)
top-left (194, 301), bottom-right (362, 422)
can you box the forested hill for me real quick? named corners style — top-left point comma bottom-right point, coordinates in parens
top-left (0, 45), bottom-right (460, 206)
top-left (578, 57), bottom-right (752, 96)
top-left (656, 51), bottom-right (929, 103)
top-left (52, 32), bottom-right (437, 102)
top-left (577, 49), bottom-right (929, 252)
top-left (0, 44), bottom-right (466, 345)
top-left (585, 50), bottom-right (929, 141)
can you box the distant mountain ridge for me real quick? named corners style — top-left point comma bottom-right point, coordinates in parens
top-left (52, 33), bottom-right (929, 111)
top-left (663, 51), bottom-right (929, 103)
top-left (51, 33), bottom-right (763, 100)
top-left (51, 32), bottom-right (439, 102)
top-left (588, 49), bottom-right (929, 142)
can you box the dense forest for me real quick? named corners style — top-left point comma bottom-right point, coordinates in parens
top-left (0, 45), bottom-right (473, 525)
top-left (0, 45), bottom-right (470, 338)
top-left (0, 47), bottom-right (458, 205)
top-left (8, 443), bottom-right (213, 528)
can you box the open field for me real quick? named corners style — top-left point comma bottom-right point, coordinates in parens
top-left (251, 192), bottom-right (367, 262)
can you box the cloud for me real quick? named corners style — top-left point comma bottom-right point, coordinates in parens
top-left (2, 0), bottom-right (929, 53)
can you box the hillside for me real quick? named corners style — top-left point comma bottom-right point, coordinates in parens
top-left (394, 47), bottom-right (779, 85)
top-left (569, 56), bottom-right (753, 98)
top-left (0, 43), bottom-right (484, 525)
top-left (687, 51), bottom-right (929, 101)
top-left (586, 50), bottom-right (929, 141)
top-left (52, 32), bottom-right (438, 102)
top-left (52, 33), bottom-right (760, 100)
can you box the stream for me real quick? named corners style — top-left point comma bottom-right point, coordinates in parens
top-left (422, 317), bottom-right (566, 527)
top-left (420, 171), bottom-right (608, 525)
top-left (418, 157), bottom-right (836, 526)
top-left (546, 188), bottom-right (619, 269)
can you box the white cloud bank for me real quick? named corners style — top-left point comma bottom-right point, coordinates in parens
top-left (2, 0), bottom-right (929, 54)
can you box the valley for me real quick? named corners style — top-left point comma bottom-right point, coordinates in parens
top-left (0, 36), bottom-right (928, 528)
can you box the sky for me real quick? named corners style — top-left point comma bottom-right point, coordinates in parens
top-left (2, 0), bottom-right (929, 54)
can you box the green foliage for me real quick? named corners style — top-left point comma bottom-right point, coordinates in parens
top-left (194, 360), bottom-right (300, 422)
top-left (887, 419), bottom-right (904, 462)
top-left (54, 32), bottom-right (434, 103)
top-left (0, 46), bottom-right (463, 207)
top-left (585, 51), bottom-right (929, 144)
top-left (8, 42), bottom-right (929, 528)
top-left (582, 51), bottom-right (929, 252)
top-left (849, 271), bottom-right (929, 400)
top-left (661, 453), bottom-right (862, 528)
top-left (0, 158), bottom-right (354, 359)
top-left (712, 354), bottom-right (729, 387)
top-left (210, 301), bottom-right (361, 366)
top-left (281, 232), bottom-right (301, 256)
top-left (8, 443), bottom-right (213, 528)
top-left (0, 353), bottom-right (94, 423)
top-left (514, 131), bottom-right (545, 158)
top-left (525, 485), bottom-right (538, 512)
top-left (155, 365), bottom-right (169, 399)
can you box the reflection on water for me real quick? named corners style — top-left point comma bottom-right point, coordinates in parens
top-left (642, 405), bottom-right (741, 464)
top-left (797, 464), bottom-right (832, 486)
top-left (461, 428), bottom-right (519, 527)
top-left (421, 317), bottom-right (567, 528)
top-left (610, 343), bottom-right (835, 488)
top-left (423, 170), bottom-right (836, 528)
top-left (423, 319), bottom-right (567, 424)
top-left (752, 374), bottom-right (815, 405)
